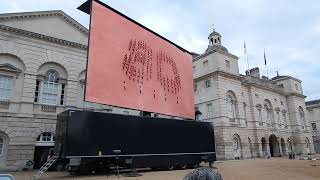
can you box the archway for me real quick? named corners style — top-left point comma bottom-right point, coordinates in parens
top-left (287, 138), bottom-right (293, 153)
top-left (261, 137), bottom-right (267, 157)
top-left (269, 135), bottom-right (280, 157)
top-left (233, 134), bottom-right (242, 159)
top-left (305, 138), bottom-right (311, 155)
top-left (33, 132), bottom-right (55, 169)
top-left (280, 138), bottom-right (287, 156)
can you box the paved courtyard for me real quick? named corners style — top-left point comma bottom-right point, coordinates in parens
top-left (7, 157), bottom-right (320, 180)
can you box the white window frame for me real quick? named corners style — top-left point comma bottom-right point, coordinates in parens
top-left (35, 132), bottom-right (54, 146)
top-left (227, 96), bottom-right (237, 120)
top-left (0, 75), bottom-right (13, 101)
top-left (207, 103), bottom-right (213, 118)
top-left (41, 81), bottom-right (60, 105)
top-left (40, 70), bottom-right (62, 105)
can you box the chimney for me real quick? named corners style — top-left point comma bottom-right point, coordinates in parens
top-left (250, 67), bottom-right (260, 78)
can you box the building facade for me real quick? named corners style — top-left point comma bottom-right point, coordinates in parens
top-left (0, 10), bottom-right (317, 171)
top-left (306, 99), bottom-right (320, 154)
top-left (0, 11), bottom-right (142, 171)
top-left (193, 30), bottom-right (314, 160)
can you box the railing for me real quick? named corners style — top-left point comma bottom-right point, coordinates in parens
top-left (41, 105), bottom-right (57, 113)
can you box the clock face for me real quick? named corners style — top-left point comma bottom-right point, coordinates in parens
top-left (85, 1), bottom-right (194, 119)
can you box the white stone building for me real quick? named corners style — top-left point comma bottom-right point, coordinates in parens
top-left (193, 30), bottom-right (314, 160)
top-left (306, 99), bottom-right (320, 154)
top-left (0, 10), bottom-right (316, 171)
top-left (0, 10), bottom-right (141, 171)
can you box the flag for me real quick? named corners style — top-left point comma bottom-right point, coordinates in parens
top-left (264, 49), bottom-right (267, 65)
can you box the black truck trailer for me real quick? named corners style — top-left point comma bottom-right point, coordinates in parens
top-left (54, 110), bottom-right (216, 172)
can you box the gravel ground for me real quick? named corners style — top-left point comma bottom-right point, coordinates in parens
top-left (6, 157), bottom-right (320, 180)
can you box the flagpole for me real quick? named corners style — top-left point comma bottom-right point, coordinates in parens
top-left (244, 41), bottom-right (250, 74)
top-left (264, 48), bottom-right (269, 78)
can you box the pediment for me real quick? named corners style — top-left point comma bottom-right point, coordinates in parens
top-left (0, 63), bottom-right (22, 77)
top-left (0, 10), bottom-right (88, 45)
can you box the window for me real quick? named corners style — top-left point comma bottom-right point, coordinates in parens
top-left (123, 111), bottom-right (129, 115)
top-left (283, 113), bottom-right (287, 128)
top-left (59, 83), bottom-right (65, 105)
top-left (0, 137), bottom-right (3, 155)
top-left (205, 79), bottom-right (211, 88)
top-left (34, 80), bottom-right (40, 102)
top-left (207, 103), bottom-right (213, 118)
top-left (299, 107), bottom-right (306, 129)
top-left (225, 60), bottom-right (230, 69)
top-left (266, 109), bottom-right (273, 126)
top-left (255, 94), bottom-right (259, 98)
top-left (0, 75), bottom-right (13, 100)
top-left (243, 104), bottom-right (247, 125)
top-left (42, 70), bottom-right (59, 105)
top-left (37, 132), bottom-right (54, 142)
top-left (295, 84), bottom-right (298, 91)
top-left (281, 101), bottom-right (284, 105)
top-left (276, 111), bottom-right (280, 127)
top-left (311, 123), bottom-right (317, 131)
top-left (193, 66), bottom-right (196, 73)
top-left (227, 95), bottom-right (237, 121)
top-left (203, 60), bottom-right (209, 69)
top-left (257, 109), bottom-right (263, 125)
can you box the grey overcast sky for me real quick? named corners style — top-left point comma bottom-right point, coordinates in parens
top-left (1, 0), bottom-right (319, 101)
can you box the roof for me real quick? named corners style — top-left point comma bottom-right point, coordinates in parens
top-left (0, 10), bottom-right (88, 34)
top-left (270, 75), bottom-right (302, 83)
top-left (306, 99), bottom-right (320, 106)
top-left (270, 75), bottom-right (288, 81)
top-left (205, 44), bottom-right (228, 53)
top-left (208, 31), bottom-right (221, 38)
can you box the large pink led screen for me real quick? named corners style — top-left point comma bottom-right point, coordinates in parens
top-left (85, 1), bottom-right (194, 119)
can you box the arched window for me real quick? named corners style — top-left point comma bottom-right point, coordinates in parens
top-left (0, 137), bottom-right (3, 155)
top-left (299, 107), bottom-right (306, 129)
top-left (306, 138), bottom-right (310, 149)
top-left (37, 132), bottom-right (54, 142)
top-left (227, 95), bottom-right (236, 120)
top-left (41, 70), bottom-right (59, 105)
top-left (264, 100), bottom-right (274, 127)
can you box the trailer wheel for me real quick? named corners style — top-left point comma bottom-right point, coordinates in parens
top-left (167, 165), bottom-right (174, 171)
top-left (55, 162), bottom-right (65, 171)
top-left (209, 162), bottom-right (214, 168)
top-left (181, 164), bottom-right (187, 169)
top-left (192, 163), bottom-right (199, 169)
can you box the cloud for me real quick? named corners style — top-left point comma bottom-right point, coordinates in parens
top-left (0, 0), bottom-right (319, 100)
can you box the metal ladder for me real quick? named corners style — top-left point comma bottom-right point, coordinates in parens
top-left (33, 156), bottom-right (58, 180)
